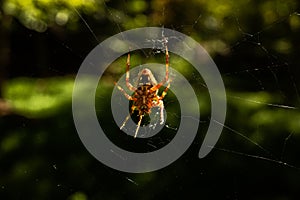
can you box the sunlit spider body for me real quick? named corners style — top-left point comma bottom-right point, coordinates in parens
top-left (114, 46), bottom-right (170, 138)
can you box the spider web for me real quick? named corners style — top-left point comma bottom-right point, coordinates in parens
top-left (63, 2), bottom-right (300, 198)
top-left (2, 0), bottom-right (300, 199)
top-left (71, 4), bottom-right (300, 198)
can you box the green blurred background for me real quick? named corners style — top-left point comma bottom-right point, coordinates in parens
top-left (0, 0), bottom-right (300, 199)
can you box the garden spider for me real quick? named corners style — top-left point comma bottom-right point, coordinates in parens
top-left (114, 46), bottom-right (170, 138)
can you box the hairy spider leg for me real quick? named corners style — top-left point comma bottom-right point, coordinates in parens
top-left (114, 82), bottom-right (136, 101)
top-left (126, 53), bottom-right (137, 91)
top-left (119, 105), bottom-right (143, 139)
top-left (155, 82), bottom-right (170, 124)
top-left (120, 105), bottom-right (136, 130)
top-left (159, 82), bottom-right (170, 100)
top-left (165, 45), bottom-right (169, 81)
top-left (153, 99), bottom-right (164, 125)
top-left (134, 114), bottom-right (143, 138)
top-left (114, 82), bottom-right (142, 134)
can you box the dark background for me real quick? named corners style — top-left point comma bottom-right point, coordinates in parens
top-left (1, 0), bottom-right (300, 199)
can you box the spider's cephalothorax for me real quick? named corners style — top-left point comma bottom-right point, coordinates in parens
top-left (114, 45), bottom-right (170, 138)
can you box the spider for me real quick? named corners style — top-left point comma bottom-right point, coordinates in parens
top-left (114, 45), bottom-right (170, 138)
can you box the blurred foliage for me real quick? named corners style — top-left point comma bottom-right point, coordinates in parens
top-left (2, 0), bottom-right (104, 32)
top-left (2, 76), bottom-right (73, 117)
top-left (1, 0), bottom-right (300, 199)
top-left (1, 0), bottom-right (299, 59)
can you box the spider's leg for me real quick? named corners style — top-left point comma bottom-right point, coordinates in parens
top-left (159, 82), bottom-right (170, 100)
top-left (114, 82), bottom-right (135, 101)
top-left (120, 113), bottom-right (131, 130)
top-left (156, 100), bottom-right (165, 125)
top-left (134, 114), bottom-right (143, 138)
top-left (125, 53), bottom-right (137, 91)
top-left (120, 105), bottom-right (136, 130)
top-left (164, 45), bottom-right (169, 82)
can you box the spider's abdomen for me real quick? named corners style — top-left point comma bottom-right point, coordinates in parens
top-left (133, 85), bottom-right (157, 114)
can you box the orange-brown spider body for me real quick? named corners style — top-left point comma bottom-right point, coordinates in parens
top-left (115, 46), bottom-right (170, 138)
top-left (134, 84), bottom-right (157, 115)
